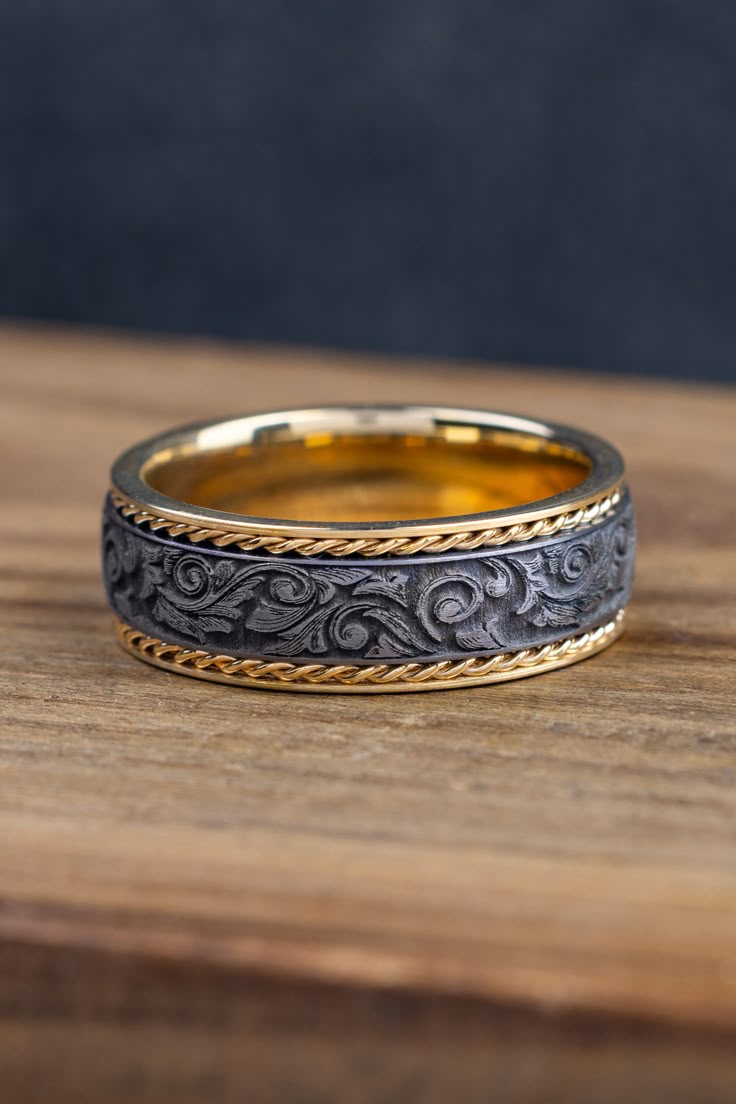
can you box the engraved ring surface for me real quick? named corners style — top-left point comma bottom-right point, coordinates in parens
top-left (103, 406), bottom-right (635, 692)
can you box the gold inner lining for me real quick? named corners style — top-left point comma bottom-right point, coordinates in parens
top-left (143, 429), bottom-right (591, 523)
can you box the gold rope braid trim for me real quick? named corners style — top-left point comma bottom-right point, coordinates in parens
top-left (110, 486), bottom-right (622, 558)
top-left (114, 611), bottom-right (625, 694)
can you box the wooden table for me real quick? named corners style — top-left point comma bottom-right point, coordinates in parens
top-left (2, 325), bottom-right (735, 1102)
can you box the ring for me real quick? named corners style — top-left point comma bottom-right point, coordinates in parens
top-left (102, 405), bottom-right (635, 693)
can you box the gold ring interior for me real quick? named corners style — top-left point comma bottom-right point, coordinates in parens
top-left (142, 423), bottom-right (592, 524)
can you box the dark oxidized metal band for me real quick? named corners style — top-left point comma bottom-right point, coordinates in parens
top-left (104, 406), bottom-right (635, 692)
top-left (102, 489), bottom-right (635, 693)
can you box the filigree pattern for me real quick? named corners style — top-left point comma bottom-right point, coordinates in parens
top-left (103, 494), bottom-right (635, 663)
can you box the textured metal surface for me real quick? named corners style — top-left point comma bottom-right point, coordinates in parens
top-left (109, 485), bottom-right (623, 558)
top-left (113, 612), bottom-right (626, 694)
top-left (102, 492), bottom-right (635, 665)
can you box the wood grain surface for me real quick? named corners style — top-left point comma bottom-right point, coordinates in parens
top-left (1, 324), bottom-right (735, 1102)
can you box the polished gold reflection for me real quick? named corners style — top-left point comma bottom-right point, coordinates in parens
top-left (143, 432), bottom-right (590, 522)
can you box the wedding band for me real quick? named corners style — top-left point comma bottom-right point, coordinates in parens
top-left (102, 405), bottom-right (635, 693)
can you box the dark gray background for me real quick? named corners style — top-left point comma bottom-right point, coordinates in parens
top-left (2, 1), bottom-right (735, 381)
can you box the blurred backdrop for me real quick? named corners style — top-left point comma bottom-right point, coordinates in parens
top-left (1, 1), bottom-right (735, 381)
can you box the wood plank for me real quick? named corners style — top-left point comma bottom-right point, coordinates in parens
top-left (1, 324), bottom-right (735, 1097)
top-left (3, 941), bottom-right (736, 1104)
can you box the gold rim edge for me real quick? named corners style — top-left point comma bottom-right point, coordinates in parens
top-left (114, 611), bottom-right (626, 694)
top-left (110, 486), bottom-right (623, 558)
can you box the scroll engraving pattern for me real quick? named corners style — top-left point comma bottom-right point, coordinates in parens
top-left (103, 498), bottom-right (634, 661)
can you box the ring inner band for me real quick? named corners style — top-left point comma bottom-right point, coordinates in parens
top-left (142, 418), bottom-right (592, 524)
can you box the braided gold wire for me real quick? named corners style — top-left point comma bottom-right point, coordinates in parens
top-left (110, 487), bottom-right (622, 558)
top-left (114, 611), bottom-right (625, 693)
